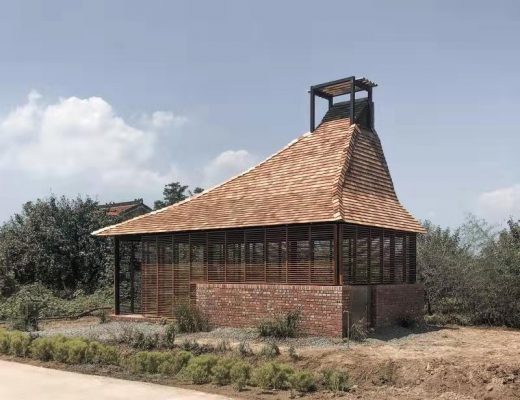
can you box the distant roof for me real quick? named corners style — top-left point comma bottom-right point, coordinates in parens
top-left (99, 199), bottom-right (151, 217)
top-left (93, 101), bottom-right (424, 236)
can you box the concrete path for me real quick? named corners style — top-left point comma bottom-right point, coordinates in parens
top-left (0, 360), bottom-right (232, 400)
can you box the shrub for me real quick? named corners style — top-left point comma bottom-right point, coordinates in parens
top-left (259, 341), bottom-right (280, 359)
top-left (174, 304), bottom-right (209, 333)
top-left (258, 310), bottom-right (301, 338)
top-left (98, 309), bottom-right (108, 324)
top-left (289, 370), bottom-right (316, 393)
top-left (253, 362), bottom-right (294, 390)
top-left (237, 341), bottom-right (253, 357)
top-left (288, 345), bottom-right (299, 361)
top-left (322, 369), bottom-right (351, 392)
top-left (215, 339), bottom-right (231, 353)
top-left (3, 330), bottom-right (32, 357)
top-left (30, 336), bottom-right (58, 361)
top-left (164, 323), bottom-right (176, 348)
top-left (212, 357), bottom-right (234, 386)
top-left (349, 319), bottom-right (368, 342)
top-left (230, 360), bottom-right (251, 391)
top-left (179, 339), bottom-right (213, 355)
top-left (129, 331), bottom-right (161, 350)
top-left (126, 351), bottom-right (174, 374)
top-left (84, 341), bottom-right (119, 365)
top-left (185, 354), bottom-right (219, 384)
top-left (65, 339), bottom-right (89, 364)
top-left (157, 350), bottom-right (192, 375)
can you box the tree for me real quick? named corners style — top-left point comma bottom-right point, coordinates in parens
top-left (0, 195), bottom-right (114, 296)
top-left (154, 182), bottom-right (204, 210)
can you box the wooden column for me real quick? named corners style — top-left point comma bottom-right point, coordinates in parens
top-left (114, 237), bottom-right (120, 315)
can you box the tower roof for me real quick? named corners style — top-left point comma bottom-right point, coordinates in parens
top-left (93, 97), bottom-right (424, 236)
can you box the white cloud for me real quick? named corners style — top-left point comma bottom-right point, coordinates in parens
top-left (203, 149), bottom-right (257, 187)
top-left (0, 91), bottom-right (180, 193)
top-left (476, 184), bottom-right (520, 224)
top-left (141, 110), bottom-right (187, 129)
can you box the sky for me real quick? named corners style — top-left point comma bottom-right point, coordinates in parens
top-left (0, 0), bottom-right (519, 228)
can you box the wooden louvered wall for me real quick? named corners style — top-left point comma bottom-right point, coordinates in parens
top-left (340, 224), bottom-right (416, 285)
top-left (116, 222), bottom-right (417, 317)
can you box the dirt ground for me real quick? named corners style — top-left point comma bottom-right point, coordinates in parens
top-left (3, 319), bottom-right (520, 400)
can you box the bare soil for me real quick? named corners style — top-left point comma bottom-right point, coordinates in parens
top-left (4, 319), bottom-right (520, 400)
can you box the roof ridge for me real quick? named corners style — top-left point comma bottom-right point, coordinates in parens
top-left (92, 130), bottom-right (314, 236)
top-left (331, 124), bottom-right (361, 220)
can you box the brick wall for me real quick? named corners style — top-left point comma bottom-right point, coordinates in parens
top-left (371, 283), bottom-right (424, 327)
top-left (196, 283), bottom-right (344, 337)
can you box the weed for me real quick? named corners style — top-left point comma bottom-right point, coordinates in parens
top-left (288, 345), bottom-right (299, 361)
top-left (289, 370), bottom-right (316, 393)
top-left (322, 369), bottom-right (351, 392)
top-left (174, 304), bottom-right (209, 333)
top-left (349, 319), bottom-right (368, 342)
top-left (237, 341), bottom-right (254, 357)
top-left (230, 360), bottom-right (251, 391)
top-left (185, 354), bottom-right (219, 384)
top-left (260, 341), bottom-right (280, 359)
top-left (212, 357), bottom-right (234, 386)
top-left (258, 311), bottom-right (301, 338)
top-left (215, 339), bottom-right (231, 353)
top-left (253, 362), bottom-right (294, 390)
top-left (164, 323), bottom-right (176, 349)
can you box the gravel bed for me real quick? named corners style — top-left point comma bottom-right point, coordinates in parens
top-left (36, 319), bottom-right (346, 349)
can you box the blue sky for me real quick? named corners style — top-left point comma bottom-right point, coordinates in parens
top-left (0, 0), bottom-right (519, 227)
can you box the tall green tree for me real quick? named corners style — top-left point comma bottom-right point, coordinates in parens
top-left (154, 182), bottom-right (204, 209)
top-left (0, 195), bottom-right (114, 296)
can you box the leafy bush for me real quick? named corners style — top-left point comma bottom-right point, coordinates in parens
top-left (157, 350), bottom-right (191, 375)
top-left (0, 284), bottom-right (113, 323)
top-left (126, 351), bottom-right (174, 374)
top-left (215, 339), bottom-right (231, 353)
top-left (288, 345), bottom-right (299, 361)
top-left (237, 341), bottom-right (253, 357)
top-left (179, 339), bottom-right (213, 355)
top-left (185, 354), bottom-right (219, 384)
top-left (322, 369), bottom-right (351, 392)
top-left (258, 310), bottom-right (301, 338)
top-left (174, 304), bottom-right (209, 333)
top-left (253, 362), bottom-right (294, 390)
top-left (84, 341), bottom-right (119, 365)
top-left (349, 319), bottom-right (368, 342)
top-left (259, 341), bottom-right (280, 358)
top-left (164, 323), bottom-right (176, 348)
top-left (29, 335), bottom-right (119, 365)
top-left (212, 357), bottom-right (234, 385)
top-left (289, 370), bottom-right (316, 393)
top-left (230, 360), bottom-right (251, 391)
top-left (0, 329), bottom-right (32, 356)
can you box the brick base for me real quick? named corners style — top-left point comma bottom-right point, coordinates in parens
top-left (371, 283), bottom-right (424, 327)
top-left (196, 283), bottom-right (344, 337)
top-left (193, 283), bottom-right (424, 337)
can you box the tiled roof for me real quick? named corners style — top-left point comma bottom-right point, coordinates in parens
top-left (93, 102), bottom-right (425, 236)
top-left (99, 200), bottom-right (151, 217)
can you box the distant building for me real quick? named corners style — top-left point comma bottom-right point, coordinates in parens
top-left (99, 199), bottom-right (151, 220)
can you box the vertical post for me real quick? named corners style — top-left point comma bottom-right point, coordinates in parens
top-left (310, 88), bottom-right (315, 132)
top-left (129, 240), bottom-right (135, 313)
top-left (328, 96), bottom-right (333, 109)
top-left (336, 223), bottom-right (342, 285)
top-left (114, 237), bottom-right (120, 315)
top-left (285, 226), bottom-right (288, 284)
top-left (350, 77), bottom-right (355, 123)
top-left (368, 86), bottom-right (374, 130)
top-left (308, 225), bottom-right (312, 283)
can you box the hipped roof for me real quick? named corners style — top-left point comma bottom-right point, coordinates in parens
top-left (93, 102), bottom-right (425, 236)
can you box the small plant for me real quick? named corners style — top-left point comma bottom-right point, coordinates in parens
top-left (253, 361), bottom-right (294, 390)
top-left (375, 360), bottom-right (398, 385)
top-left (185, 354), bottom-right (219, 384)
top-left (215, 339), bottom-right (231, 353)
top-left (288, 345), bottom-right (299, 361)
top-left (126, 351), bottom-right (175, 374)
top-left (98, 309), bottom-right (108, 324)
top-left (260, 341), bottom-right (280, 359)
top-left (10, 300), bottom-right (42, 331)
top-left (237, 341), bottom-right (254, 357)
top-left (179, 339), bottom-right (213, 355)
top-left (230, 360), bottom-right (252, 391)
top-left (66, 339), bottom-right (89, 364)
top-left (7, 331), bottom-right (32, 357)
top-left (84, 341), bottom-right (119, 365)
top-left (289, 370), bottom-right (316, 393)
top-left (258, 310), bottom-right (301, 338)
top-left (212, 357), bottom-right (234, 386)
top-left (174, 304), bottom-right (209, 333)
top-left (349, 318), bottom-right (368, 342)
top-left (164, 323), bottom-right (176, 348)
top-left (322, 369), bottom-right (351, 392)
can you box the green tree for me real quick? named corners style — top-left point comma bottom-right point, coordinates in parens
top-left (0, 195), bottom-right (114, 296)
top-left (154, 182), bottom-right (204, 210)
